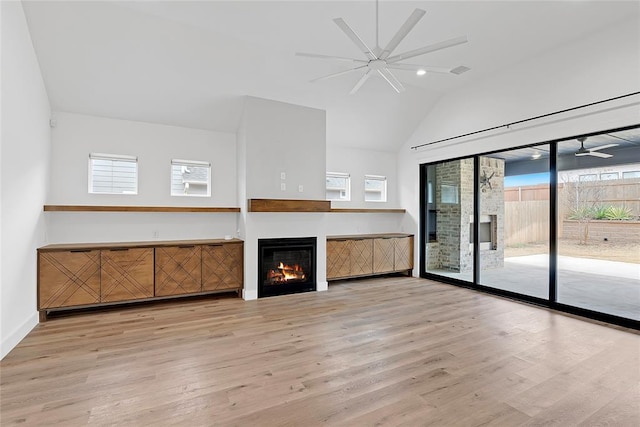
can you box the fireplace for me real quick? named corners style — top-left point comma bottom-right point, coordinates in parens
top-left (258, 237), bottom-right (316, 298)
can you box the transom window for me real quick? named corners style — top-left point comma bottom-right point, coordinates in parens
top-left (364, 175), bottom-right (387, 202)
top-left (89, 153), bottom-right (138, 195)
top-left (171, 159), bottom-right (211, 197)
top-left (326, 172), bottom-right (350, 201)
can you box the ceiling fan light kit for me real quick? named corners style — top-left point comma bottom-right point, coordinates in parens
top-left (297, 1), bottom-right (469, 94)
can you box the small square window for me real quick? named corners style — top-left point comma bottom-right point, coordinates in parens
top-left (364, 175), bottom-right (387, 202)
top-left (171, 159), bottom-right (211, 197)
top-left (579, 174), bottom-right (598, 182)
top-left (326, 172), bottom-right (350, 201)
top-left (622, 171), bottom-right (640, 179)
top-left (600, 172), bottom-right (619, 180)
top-left (89, 153), bottom-right (138, 195)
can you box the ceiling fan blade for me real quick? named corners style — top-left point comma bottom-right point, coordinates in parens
top-left (377, 68), bottom-right (405, 93)
top-left (350, 70), bottom-right (373, 95)
top-left (379, 8), bottom-right (426, 59)
top-left (309, 65), bottom-right (367, 83)
top-left (295, 52), bottom-right (367, 63)
top-left (386, 35), bottom-right (468, 64)
top-left (587, 151), bottom-right (613, 159)
top-left (333, 18), bottom-right (377, 60)
top-left (385, 63), bottom-right (455, 74)
top-left (589, 143), bottom-right (619, 152)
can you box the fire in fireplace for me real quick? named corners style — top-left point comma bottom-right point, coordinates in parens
top-left (258, 237), bottom-right (316, 297)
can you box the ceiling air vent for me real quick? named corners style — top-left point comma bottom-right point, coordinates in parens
top-left (451, 66), bottom-right (471, 75)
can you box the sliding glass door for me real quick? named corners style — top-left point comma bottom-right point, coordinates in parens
top-left (478, 146), bottom-right (550, 299)
top-left (557, 130), bottom-right (640, 320)
top-left (423, 158), bottom-right (474, 283)
top-left (420, 126), bottom-right (640, 328)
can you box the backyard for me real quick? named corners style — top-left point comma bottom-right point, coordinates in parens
top-left (505, 239), bottom-right (640, 264)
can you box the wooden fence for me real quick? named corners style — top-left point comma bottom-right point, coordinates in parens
top-left (503, 179), bottom-right (639, 245)
top-left (504, 200), bottom-right (550, 246)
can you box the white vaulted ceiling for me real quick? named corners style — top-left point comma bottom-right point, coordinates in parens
top-left (22, 1), bottom-right (639, 151)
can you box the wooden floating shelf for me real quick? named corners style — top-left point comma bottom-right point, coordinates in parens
top-left (248, 199), bottom-right (331, 213)
top-left (329, 208), bottom-right (406, 214)
top-left (44, 205), bottom-right (241, 213)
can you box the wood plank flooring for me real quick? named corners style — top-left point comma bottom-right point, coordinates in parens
top-left (1, 277), bottom-right (639, 426)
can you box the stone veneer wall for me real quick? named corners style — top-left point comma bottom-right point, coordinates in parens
top-left (433, 160), bottom-right (462, 271)
top-left (428, 157), bottom-right (504, 273)
top-left (475, 157), bottom-right (505, 271)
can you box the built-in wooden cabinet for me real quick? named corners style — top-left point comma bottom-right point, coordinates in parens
top-left (202, 243), bottom-right (243, 291)
top-left (326, 234), bottom-right (413, 281)
top-left (101, 248), bottom-right (154, 302)
top-left (38, 239), bottom-right (243, 320)
top-left (38, 249), bottom-right (101, 309)
top-left (155, 245), bottom-right (202, 297)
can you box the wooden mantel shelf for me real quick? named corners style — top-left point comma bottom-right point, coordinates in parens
top-left (44, 205), bottom-right (241, 213)
top-left (248, 199), bottom-right (331, 213)
top-left (330, 208), bottom-right (406, 214)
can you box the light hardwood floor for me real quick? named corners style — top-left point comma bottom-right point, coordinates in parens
top-left (1, 277), bottom-right (639, 426)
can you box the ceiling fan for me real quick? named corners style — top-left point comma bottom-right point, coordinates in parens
top-left (296, 0), bottom-right (469, 94)
top-left (575, 137), bottom-right (618, 159)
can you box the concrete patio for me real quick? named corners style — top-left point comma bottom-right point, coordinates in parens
top-left (427, 254), bottom-right (640, 321)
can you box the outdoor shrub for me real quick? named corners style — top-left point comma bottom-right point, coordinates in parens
top-left (568, 206), bottom-right (595, 220)
top-left (592, 206), bottom-right (609, 220)
top-left (604, 206), bottom-right (633, 220)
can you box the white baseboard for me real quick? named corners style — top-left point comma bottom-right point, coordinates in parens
top-left (242, 289), bottom-right (258, 300)
top-left (1, 312), bottom-right (38, 360)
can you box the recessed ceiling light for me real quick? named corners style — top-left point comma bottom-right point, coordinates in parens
top-left (531, 152), bottom-right (542, 160)
top-left (416, 69), bottom-right (427, 76)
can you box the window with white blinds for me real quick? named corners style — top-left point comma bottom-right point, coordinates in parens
top-left (364, 174), bottom-right (387, 202)
top-left (89, 153), bottom-right (138, 194)
top-left (171, 159), bottom-right (211, 197)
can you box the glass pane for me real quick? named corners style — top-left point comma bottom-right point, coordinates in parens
top-left (479, 146), bottom-right (550, 298)
top-left (171, 163), bottom-right (210, 196)
top-left (557, 129), bottom-right (640, 320)
top-left (424, 159), bottom-right (474, 282)
top-left (90, 158), bottom-right (137, 194)
top-left (326, 174), bottom-right (350, 200)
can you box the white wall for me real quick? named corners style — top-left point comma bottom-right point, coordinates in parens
top-left (397, 19), bottom-right (640, 275)
top-left (47, 112), bottom-right (238, 243)
top-left (326, 146), bottom-right (405, 236)
top-left (1, 1), bottom-right (51, 359)
top-left (242, 96), bottom-right (326, 200)
top-left (326, 146), bottom-right (399, 208)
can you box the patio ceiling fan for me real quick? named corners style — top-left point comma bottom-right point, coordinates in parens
top-left (296, 0), bottom-right (469, 94)
top-left (575, 137), bottom-right (618, 159)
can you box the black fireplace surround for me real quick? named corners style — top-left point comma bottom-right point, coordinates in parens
top-left (258, 237), bottom-right (316, 298)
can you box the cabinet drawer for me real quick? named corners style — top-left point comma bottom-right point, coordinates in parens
top-left (39, 250), bottom-right (101, 309)
top-left (101, 248), bottom-right (154, 302)
top-left (155, 246), bottom-right (202, 297)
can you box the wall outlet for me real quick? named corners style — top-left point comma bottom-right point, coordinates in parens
top-left (153, 231), bottom-right (159, 239)
top-left (280, 172), bottom-right (286, 180)
top-left (298, 185), bottom-right (303, 192)
top-left (281, 183), bottom-right (286, 191)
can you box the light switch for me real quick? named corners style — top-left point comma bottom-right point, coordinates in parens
top-left (280, 172), bottom-right (286, 180)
